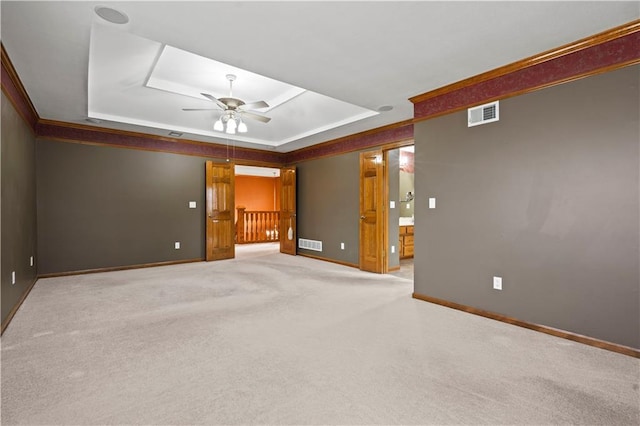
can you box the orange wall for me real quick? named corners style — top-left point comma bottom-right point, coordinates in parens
top-left (235, 175), bottom-right (280, 212)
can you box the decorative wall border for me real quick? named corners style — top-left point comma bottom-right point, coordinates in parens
top-left (284, 120), bottom-right (414, 164)
top-left (37, 119), bottom-right (285, 167)
top-left (1, 44), bottom-right (39, 130)
top-left (411, 20), bottom-right (640, 121)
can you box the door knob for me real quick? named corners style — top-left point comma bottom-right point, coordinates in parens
top-left (360, 216), bottom-right (365, 219)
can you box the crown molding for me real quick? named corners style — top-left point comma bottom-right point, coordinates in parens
top-left (36, 119), bottom-right (286, 167)
top-left (284, 119), bottom-right (414, 164)
top-left (410, 20), bottom-right (640, 121)
top-left (1, 43), bottom-right (39, 130)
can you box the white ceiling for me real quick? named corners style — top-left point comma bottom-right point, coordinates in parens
top-left (2, 1), bottom-right (638, 153)
top-left (88, 24), bottom-right (377, 147)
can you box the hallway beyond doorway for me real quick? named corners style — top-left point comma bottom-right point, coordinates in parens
top-left (390, 258), bottom-right (413, 280)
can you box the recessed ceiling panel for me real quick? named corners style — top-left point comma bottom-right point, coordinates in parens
top-left (147, 45), bottom-right (306, 110)
top-left (88, 23), bottom-right (377, 147)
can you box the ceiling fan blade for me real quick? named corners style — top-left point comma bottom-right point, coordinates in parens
top-left (241, 111), bottom-right (271, 123)
top-left (182, 108), bottom-right (219, 111)
top-left (200, 93), bottom-right (226, 109)
top-left (240, 100), bottom-right (269, 110)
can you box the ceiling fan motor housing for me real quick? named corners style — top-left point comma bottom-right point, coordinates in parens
top-left (219, 97), bottom-right (244, 110)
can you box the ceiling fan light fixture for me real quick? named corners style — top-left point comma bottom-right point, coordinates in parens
top-left (185, 74), bottom-right (268, 135)
top-left (225, 116), bottom-right (238, 135)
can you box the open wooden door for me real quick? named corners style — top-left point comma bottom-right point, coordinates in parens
top-left (205, 161), bottom-right (235, 261)
top-left (359, 150), bottom-right (385, 273)
top-left (280, 167), bottom-right (296, 255)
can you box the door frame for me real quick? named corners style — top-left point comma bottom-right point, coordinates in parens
top-left (383, 142), bottom-right (415, 273)
top-left (358, 141), bottom-right (414, 273)
top-left (280, 166), bottom-right (297, 255)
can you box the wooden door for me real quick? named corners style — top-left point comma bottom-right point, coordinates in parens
top-left (205, 161), bottom-right (235, 261)
top-left (280, 167), bottom-right (296, 255)
top-left (359, 150), bottom-right (385, 273)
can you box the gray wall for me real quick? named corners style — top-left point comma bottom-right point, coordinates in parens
top-left (297, 148), bottom-right (403, 270)
top-left (1, 93), bottom-right (38, 325)
top-left (36, 140), bottom-right (211, 274)
top-left (414, 65), bottom-right (639, 348)
top-left (296, 152), bottom-right (360, 265)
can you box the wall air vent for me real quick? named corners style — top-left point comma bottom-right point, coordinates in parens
top-left (468, 101), bottom-right (499, 127)
top-left (298, 238), bottom-right (323, 252)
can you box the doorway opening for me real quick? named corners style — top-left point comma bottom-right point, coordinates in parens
top-left (205, 162), bottom-right (296, 262)
top-left (231, 165), bottom-right (296, 256)
top-left (235, 165), bottom-right (281, 245)
top-left (388, 145), bottom-right (414, 280)
top-left (357, 144), bottom-right (414, 279)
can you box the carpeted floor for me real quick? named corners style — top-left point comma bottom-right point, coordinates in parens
top-left (1, 243), bottom-right (638, 425)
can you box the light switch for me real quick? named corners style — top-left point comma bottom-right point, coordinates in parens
top-left (493, 276), bottom-right (502, 290)
top-left (390, 201), bottom-right (395, 209)
top-left (174, 242), bottom-right (181, 249)
top-left (189, 201), bottom-right (197, 209)
top-left (429, 198), bottom-right (436, 209)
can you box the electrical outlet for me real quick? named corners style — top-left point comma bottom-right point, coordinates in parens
top-left (340, 242), bottom-right (345, 250)
top-left (174, 242), bottom-right (181, 249)
top-left (188, 201), bottom-right (196, 209)
top-left (493, 276), bottom-right (503, 290)
top-left (12, 271), bottom-right (16, 285)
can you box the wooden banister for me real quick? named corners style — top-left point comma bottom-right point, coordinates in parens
top-left (236, 208), bottom-right (280, 244)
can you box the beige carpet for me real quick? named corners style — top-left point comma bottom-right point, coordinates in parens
top-left (1, 243), bottom-right (638, 425)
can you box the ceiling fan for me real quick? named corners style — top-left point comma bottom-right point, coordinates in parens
top-left (182, 74), bottom-right (271, 134)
